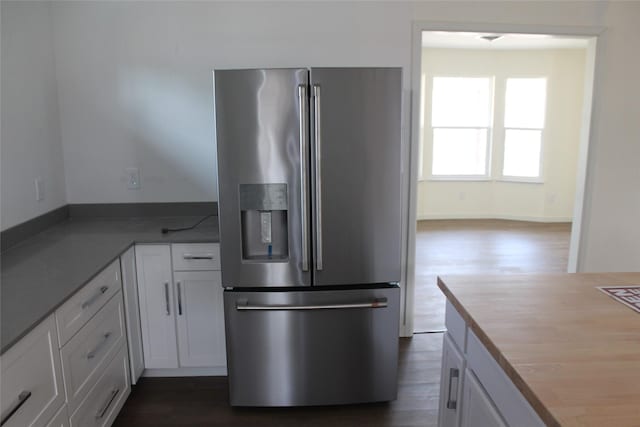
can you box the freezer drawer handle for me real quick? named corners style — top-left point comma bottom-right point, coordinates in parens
top-left (0, 391), bottom-right (31, 426)
top-left (236, 298), bottom-right (387, 311)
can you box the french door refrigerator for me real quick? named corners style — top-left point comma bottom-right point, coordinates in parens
top-left (214, 68), bottom-right (402, 407)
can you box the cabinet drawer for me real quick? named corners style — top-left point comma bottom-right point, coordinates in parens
top-left (61, 293), bottom-right (125, 413)
top-left (0, 315), bottom-right (65, 427)
top-left (69, 345), bottom-right (130, 427)
top-left (171, 243), bottom-right (220, 271)
top-left (56, 260), bottom-right (121, 346)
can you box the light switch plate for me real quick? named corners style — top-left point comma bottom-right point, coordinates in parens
top-left (126, 168), bottom-right (140, 190)
top-left (35, 177), bottom-right (44, 201)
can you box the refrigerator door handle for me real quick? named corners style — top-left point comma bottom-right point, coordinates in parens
top-left (236, 298), bottom-right (387, 311)
top-left (298, 84), bottom-right (310, 272)
top-left (313, 84), bottom-right (323, 271)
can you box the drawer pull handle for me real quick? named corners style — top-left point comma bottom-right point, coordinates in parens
top-left (164, 282), bottom-right (171, 315)
top-left (82, 286), bottom-right (109, 309)
top-left (446, 368), bottom-right (460, 410)
top-left (236, 299), bottom-right (388, 311)
top-left (95, 388), bottom-right (120, 420)
top-left (87, 332), bottom-right (112, 360)
top-left (0, 391), bottom-right (31, 426)
top-left (177, 282), bottom-right (183, 316)
top-left (183, 253), bottom-right (213, 260)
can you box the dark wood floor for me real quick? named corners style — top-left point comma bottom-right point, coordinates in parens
top-left (113, 333), bottom-right (443, 427)
top-left (114, 219), bottom-right (570, 426)
top-left (414, 219), bottom-right (571, 332)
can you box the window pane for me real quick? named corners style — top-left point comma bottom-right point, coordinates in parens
top-left (504, 78), bottom-right (547, 128)
top-left (503, 129), bottom-right (542, 177)
top-left (432, 128), bottom-right (488, 175)
top-left (432, 77), bottom-right (492, 127)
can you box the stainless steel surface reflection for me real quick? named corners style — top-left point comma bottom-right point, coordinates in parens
top-left (224, 286), bottom-right (400, 406)
top-left (214, 67), bottom-right (403, 407)
top-left (215, 69), bottom-right (310, 287)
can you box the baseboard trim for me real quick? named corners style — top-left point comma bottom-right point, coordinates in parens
top-left (143, 366), bottom-right (227, 377)
top-left (416, 214), bottom-right (572, 223)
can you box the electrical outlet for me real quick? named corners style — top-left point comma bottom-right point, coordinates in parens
top-left (35, 177), bottom-right (44, 201)
top-left (126, 168), bottom-right (141, 190)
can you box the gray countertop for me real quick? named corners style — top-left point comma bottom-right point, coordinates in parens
top-left (1, 216), bottom-right (219, 353)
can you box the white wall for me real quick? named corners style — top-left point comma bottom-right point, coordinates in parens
top-left (3, 0), bottom-right (636, 274)
top-left (417, 48), bottom-right (587, 222)
top-left (1, 1), bottom-right (67, 230)
top-left (50, 1), bottom-right (410, 204)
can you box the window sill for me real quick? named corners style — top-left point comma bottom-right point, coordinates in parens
top-left (424, 176), bottom-right (492, 182)
top-left (496, 177), bottom-right (544, 184)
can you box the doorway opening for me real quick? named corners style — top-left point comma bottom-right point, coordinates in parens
top-left (408, 29), bottom-right (598, 333)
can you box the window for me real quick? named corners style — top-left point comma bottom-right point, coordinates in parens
top-left (430, 77), bottom-right (493, 177)
top-left (424, 75), bottom-right (548, 182)
top-left (502, 78), bottom-right (547, 179)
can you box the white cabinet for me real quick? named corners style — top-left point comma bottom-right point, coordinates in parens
top-left (120, 247), bottom-right (144, 384)
top-left (135, 245), bottom-right (179, 369)
top-left (461, 369), bottom-right (507, 427)
top-left (438, 333), bottom-right (465, 427)
top-left (54, 261), bottom-right (130, 427)
top-left (68, 346), bottom-right (130, 427)
top-left (174, 271), bottom-right (226, 367)
top-left (135, 243), bottom-right (225, 374)
top-left (0, 315), bottom-right (65, 427)
top-left (438, 302), bottom-right (545, 427)
top-left (60, 293), bottom-right (125, 413)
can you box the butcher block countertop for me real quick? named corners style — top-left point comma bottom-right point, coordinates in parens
top-left (438, 273), bottom-right (640, 427)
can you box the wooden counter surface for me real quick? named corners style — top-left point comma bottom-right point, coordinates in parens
top-left (438, 273), bottom-right (640, 427)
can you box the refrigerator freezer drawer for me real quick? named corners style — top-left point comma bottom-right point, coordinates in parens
top-left (223, 286), bottom-right (400, 406)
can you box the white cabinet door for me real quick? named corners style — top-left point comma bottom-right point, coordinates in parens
top-left (135, 245), bottom-right (178, 369)
top-left (438, 333), bottom-right (465, 427)
top-left (174, 271), bottom-right (226, 368)
top-left (461, 369), bottom-right (507, 427)
top-left (120, 247), bottom-right (144, 383)
top-left (0, 315), bottom-right (65, 427)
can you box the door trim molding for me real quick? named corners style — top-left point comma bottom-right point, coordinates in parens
top-left (403, 20), bottom-right (604, 336)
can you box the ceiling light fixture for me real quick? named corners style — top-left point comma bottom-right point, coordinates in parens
top-left (480, 35), bottom-right (503, 42)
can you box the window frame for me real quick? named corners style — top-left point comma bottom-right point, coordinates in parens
top-left (498, 127), bottom-right (545, 184)
top-left (426, 75), bottom-right (495, 181)
top-left (499, 77), bottom-right (548, 183)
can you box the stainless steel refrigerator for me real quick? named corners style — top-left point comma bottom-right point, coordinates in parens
top-left (214, 68), bottom-right (402, 407)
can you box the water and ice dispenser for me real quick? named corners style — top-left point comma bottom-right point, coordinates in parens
top-left (239, 183), bottom-right (289, 261)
